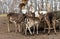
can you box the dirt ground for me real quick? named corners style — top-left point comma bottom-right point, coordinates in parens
top-left (0, 14), bottom-right (60, 39)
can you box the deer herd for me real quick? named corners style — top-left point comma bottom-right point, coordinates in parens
top-left (7, 11), bottom-right (59, 35)
top-left (6, 0), bottom-right (60, 35)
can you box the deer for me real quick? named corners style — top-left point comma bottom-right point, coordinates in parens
top-left (43, 3), bottom-right (57, 34)
top-left (7, 12), bottom-right (26, 33)
top-left (44, 11), bottom-right (58, 35)
top-left (24, 11), bottom-right (43, 35)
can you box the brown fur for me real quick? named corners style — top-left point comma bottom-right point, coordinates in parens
top-left (7, 12), bottom-right (26, 32)
top-left (24, 12), bottom-right (43, 35)
top-left (19, 3), bottom-right (26, 9)
top-left (44, 12), bottom-right (56, 34)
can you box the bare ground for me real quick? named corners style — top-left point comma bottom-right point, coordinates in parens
top-left (0, 15), bottom-right (60, 39)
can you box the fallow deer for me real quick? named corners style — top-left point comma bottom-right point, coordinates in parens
top-left (24, 11), bottom-right (43, 35)
top-left (7, 12), bottom-right (26, 33)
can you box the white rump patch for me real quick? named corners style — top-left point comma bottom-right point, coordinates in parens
top-left (40, 11), bottom-right (47, 14)
top-left (35, 11), bottom-right (47, 17)
top-left (35, 11), bottom-right (39, 17)
top-left (22, 9), bottom-right (27, 14)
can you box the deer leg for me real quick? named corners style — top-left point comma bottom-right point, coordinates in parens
top-left (48, 25), bottom-right (50, 34)
top-left (25, 24), bottom-right (28, 35)
top-left (52, 20), bottom-right (56, 34)
top-left (33, 26), bottom-right (35, 34)
top-left (14, 22), bottom-right (18, 32)
top-left (36, 24), bottom-right (39, 34)
top-left (28, 22), bottom-right (33, 35)
top-left (28, 27), bottom-right (32, 35)
top-left (7, 22), bottom-right (10, 32)
top-left (18, 24), bottom-right (21, 32)
top-left (25, 26), bottom-right (27, 35)
top-left (45, 18), bottom-right (51, 34)
top-left (44, 21), bottom-right (46, 33)
top-left (26, 20), bottom-right (32, 35)
top-left (47, 22), bottom-right (51, 34)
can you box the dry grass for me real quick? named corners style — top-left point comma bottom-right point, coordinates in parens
top-left (0, 14), bottom-right (7, 17)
